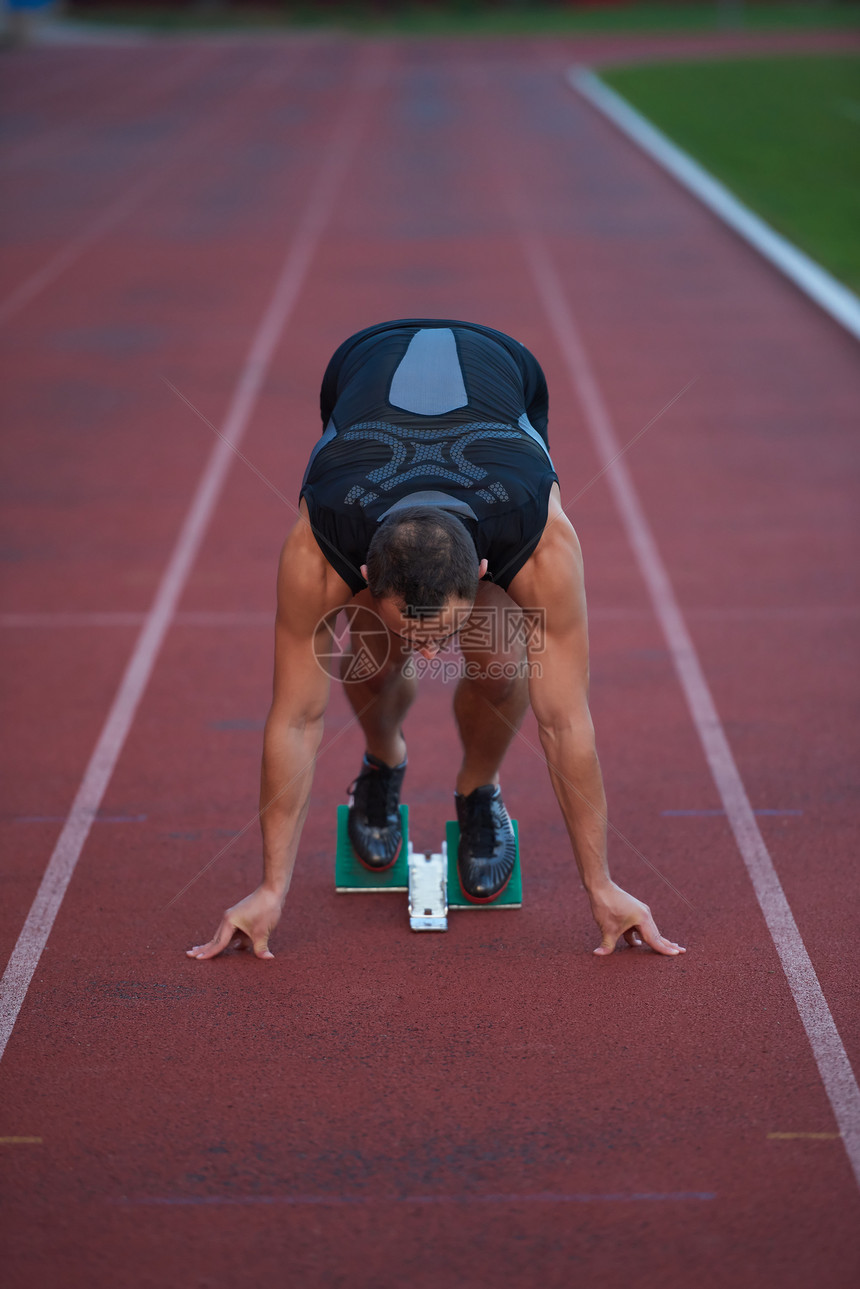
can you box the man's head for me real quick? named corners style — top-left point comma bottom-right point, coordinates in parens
top-left (361, 507), bottom-right (488, 657)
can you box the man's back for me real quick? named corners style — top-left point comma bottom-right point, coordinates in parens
top-left (301, 318), bottom-right (558, 592)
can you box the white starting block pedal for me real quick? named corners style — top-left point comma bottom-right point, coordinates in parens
top-left (407, 843), bottom-right (448, 932)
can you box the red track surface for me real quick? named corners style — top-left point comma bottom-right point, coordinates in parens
top-left (2, 28), bottom-right (859, 1288)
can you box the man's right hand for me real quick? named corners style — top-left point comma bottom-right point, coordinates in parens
top-left (589, 881), bottom-right (686, 957)
top-left (186, 886), bottom-right (283, 961)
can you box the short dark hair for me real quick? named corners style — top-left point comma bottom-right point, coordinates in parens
top-left (365, 507), bottom-right (480, 615)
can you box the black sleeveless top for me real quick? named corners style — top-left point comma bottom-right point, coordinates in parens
top-left (300, 318), bottom-right (558, 593)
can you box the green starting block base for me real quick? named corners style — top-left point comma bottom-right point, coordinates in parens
top-left (335, 803), bottom-right (409, 892)
top-left (334, 805), bottom-right (523, 910)
top-left (446, 819), bottom-right (522, 909)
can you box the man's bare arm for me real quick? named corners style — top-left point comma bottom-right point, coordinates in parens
top-left (509, 492), bottom-right (685, 957)
top-left (188, 505), bottom-right (353, 960)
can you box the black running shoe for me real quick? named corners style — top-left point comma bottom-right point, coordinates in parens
top-left (347, 752), bottom-right (407, 871)
top-left (455, 784), bottom-right (516, 902)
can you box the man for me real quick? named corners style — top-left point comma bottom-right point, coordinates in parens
top-left (188, 319), bottom-right (685, 961)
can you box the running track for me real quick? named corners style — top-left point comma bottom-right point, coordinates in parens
top-left (1, 28), bottom-right (859, 1288)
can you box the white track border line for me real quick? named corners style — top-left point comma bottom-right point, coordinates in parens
top-left (521, 230), bottom-right (860, 1190)
top-left (0, 46), bottom-right (381, 1063)
top-left (568, 66), bottom-right (860, 344)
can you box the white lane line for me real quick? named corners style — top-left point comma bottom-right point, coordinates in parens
top-left (0, 45), bottom-right (382, 1063)
top-left (0, 611), bottom-right (274, 628)
top-left (2, 606), bottom-right (858, 629)
top-left (0, 612), bottom-right (148, 628)
top-left (522, 230), bottom-right (860, 1191)
top-left (117, 1190), bottom-right (717, 1206)
top-left (568, 67), bottom-right (860, 345)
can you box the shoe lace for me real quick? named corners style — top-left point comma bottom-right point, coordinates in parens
top-left (466, 793), bottom-right (497, 854)
top-left (348, 763), bottom-right (394, 828)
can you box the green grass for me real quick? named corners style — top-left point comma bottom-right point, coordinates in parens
top-left (69, 2), bottom-right (860, 37)
top-left (602, 54), bottom-right (860, 293)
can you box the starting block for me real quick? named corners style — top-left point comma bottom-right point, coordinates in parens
top-left (335, 804), bottom-right (522, 932)
top-left (334, 803), bottom-right (410, 892)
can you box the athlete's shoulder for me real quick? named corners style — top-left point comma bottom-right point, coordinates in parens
top-left (507, 487), bottom-right (584, 604)
top-left (277, 503), bottom-right (354, 626)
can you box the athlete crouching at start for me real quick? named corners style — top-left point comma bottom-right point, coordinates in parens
top-left (188, 318), bottom-right (685, 961)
